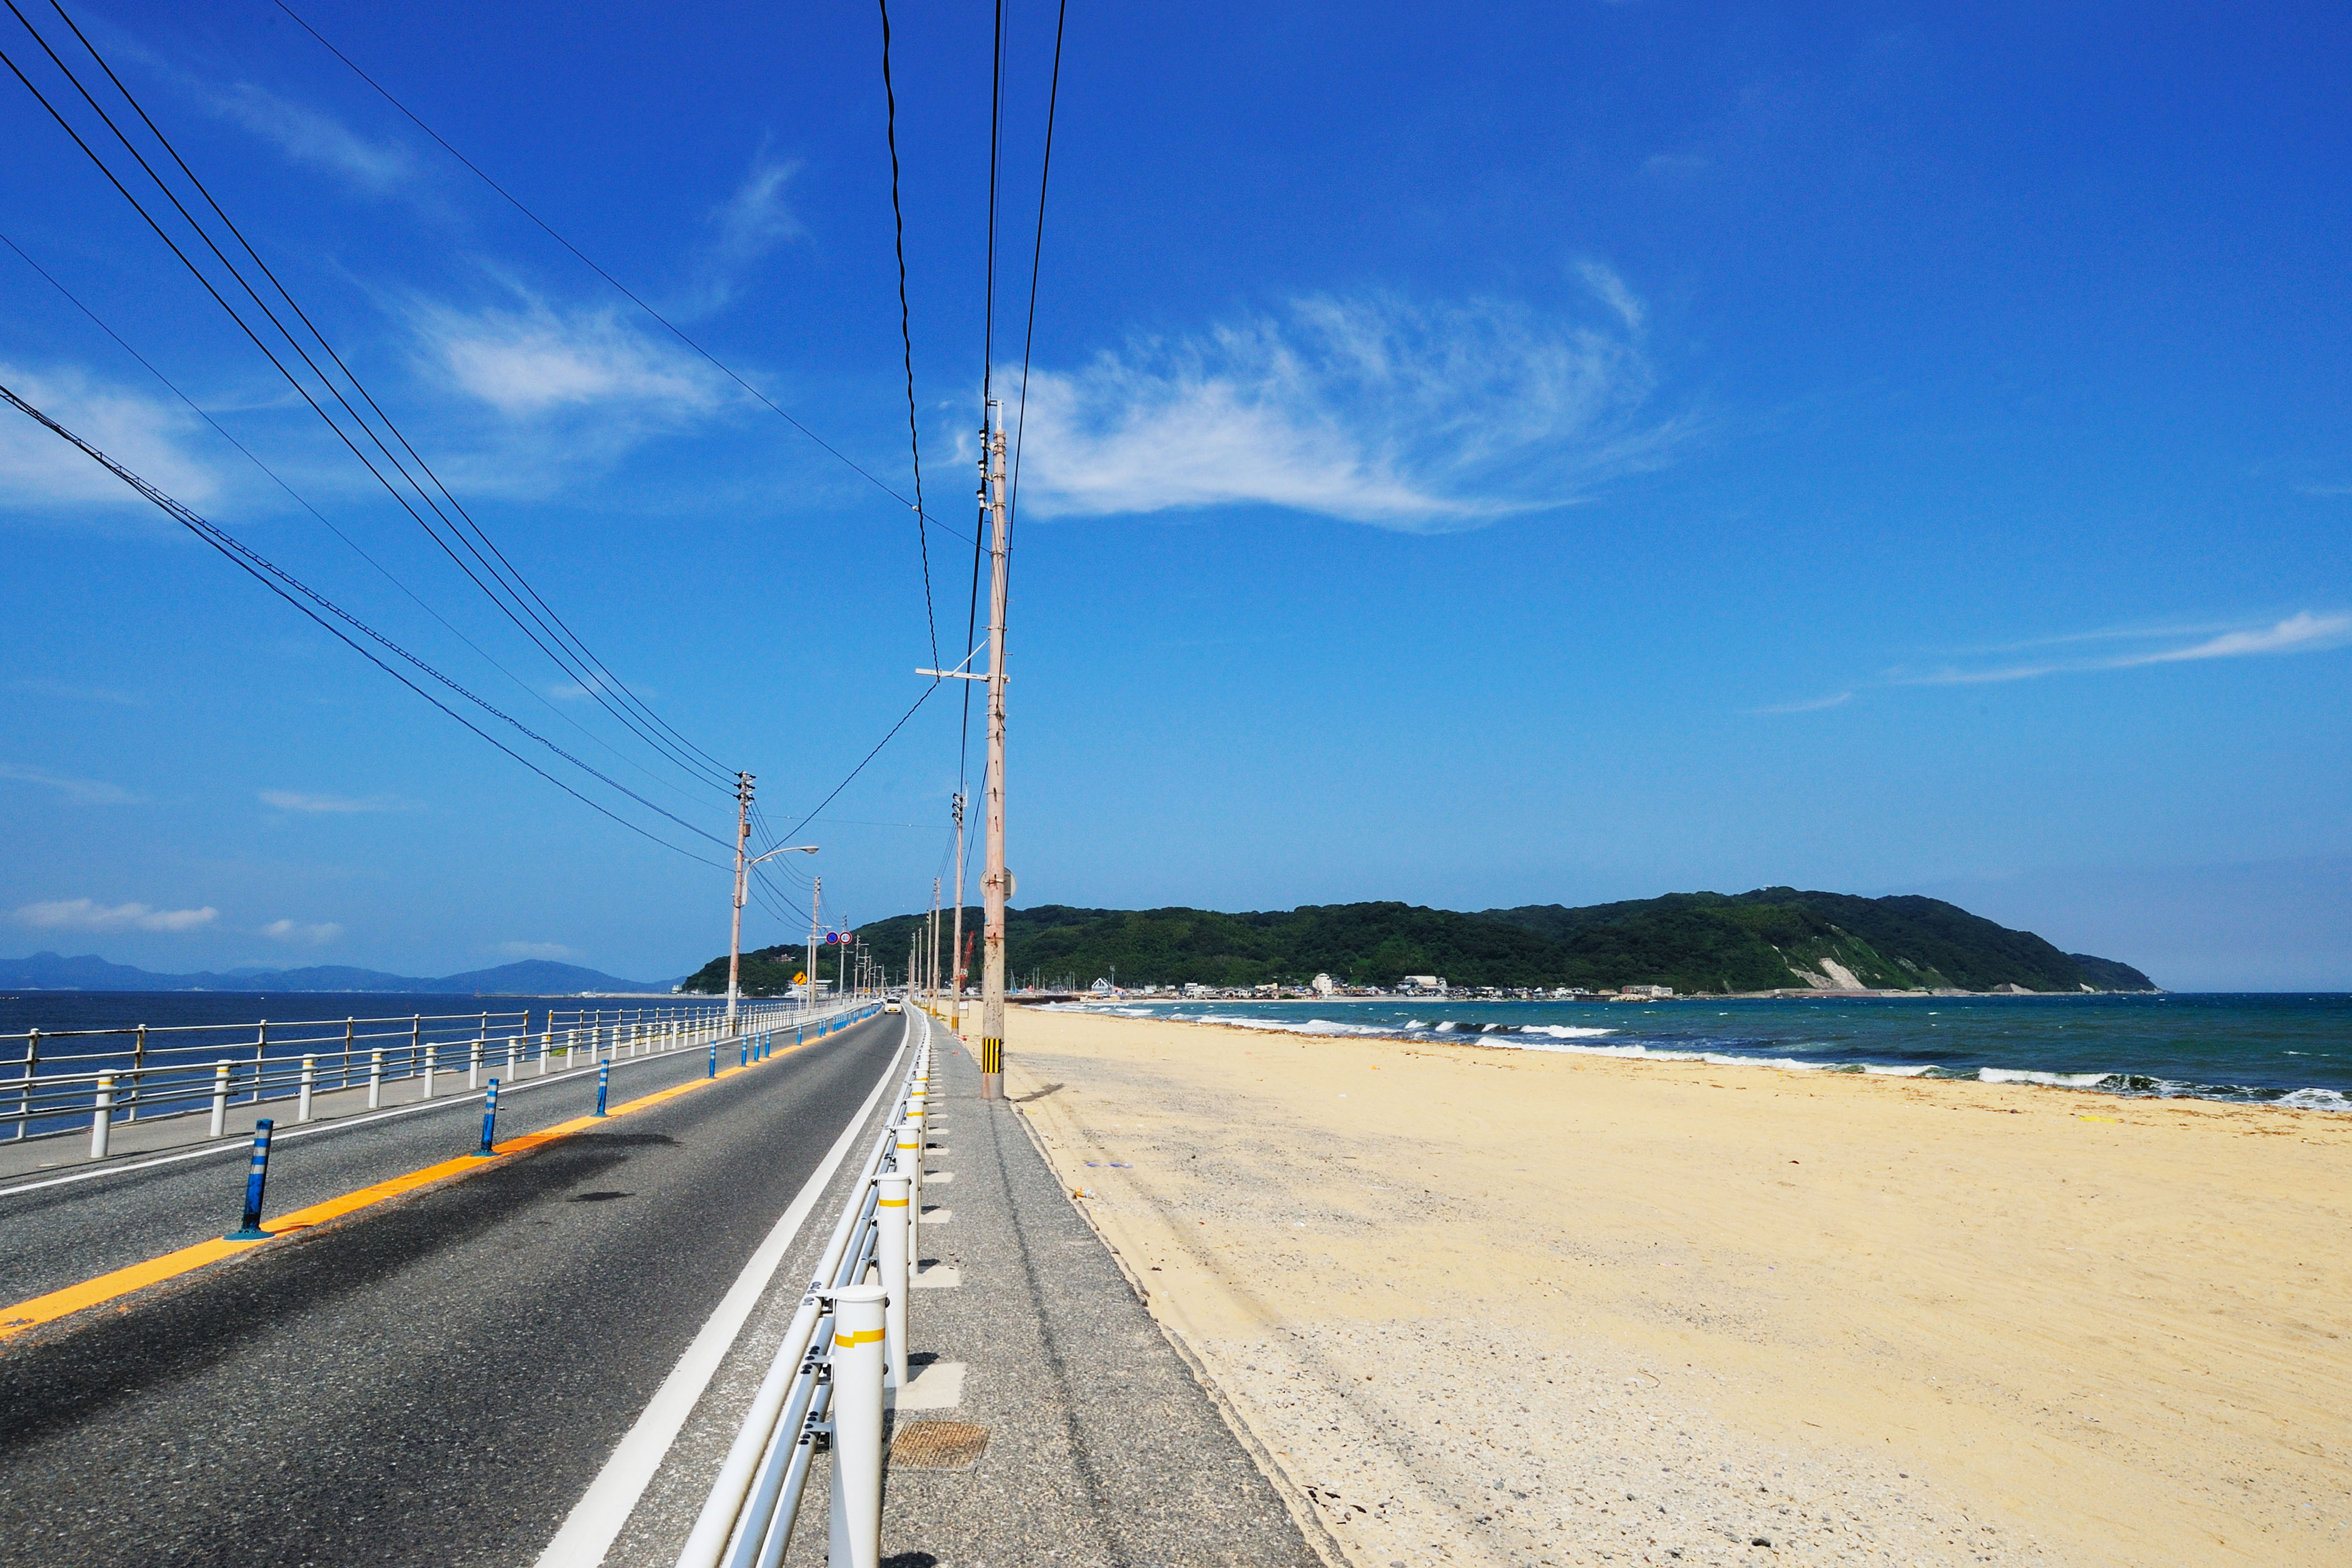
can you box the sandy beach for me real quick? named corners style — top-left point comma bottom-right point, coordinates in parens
top-left (995, 1006), bottom-right (2351, 1567)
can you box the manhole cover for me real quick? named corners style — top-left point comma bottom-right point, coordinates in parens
top-left (890, 1420), bottom-right (989, 1471)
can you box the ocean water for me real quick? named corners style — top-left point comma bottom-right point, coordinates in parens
top-left (1040, 993), bottom-right (2351, 1112)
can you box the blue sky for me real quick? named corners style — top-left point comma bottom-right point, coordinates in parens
top-left (2, 2), bottom-right (2346, 989)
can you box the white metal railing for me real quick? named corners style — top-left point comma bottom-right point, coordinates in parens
top-left (678, 1010), bottom-right (934, 1568)
top-left (2, 994), bottom-right (876, 1161)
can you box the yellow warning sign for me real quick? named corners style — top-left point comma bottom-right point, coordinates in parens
top-left (793, 972), bottom-right (809, 984)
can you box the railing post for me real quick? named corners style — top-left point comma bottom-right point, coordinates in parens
top-left (15, 1028), bottom-right (38, 1141)
top-left (877, 1173), bottom-right (912, 1389)
top-left (895, 1116), bottom-right (924, 1249)
top-left (127, 1023), bottom-right (145, 1121)
top-left (297, 1055), bottom-right (317, 1123)
top-left (90, 1073), bottom-right (115, 1160)
top-left (506, 1035), bottom-right (518, 1075)
top-left (538, 1029), bottom-right (550, 1076)
top-left (410, 1014), bottom-right (422, 1082)
top-left (422, 1044), bottom-right (438, 1100)
top-left (209, 1060), bottom-right (231, 1138)
top-left (368, 1049), bottom-right (384, 1109)
top-left (342, 1017), bottom-right (356, 1091)
top-left (254, 1020), bottom-right (269, 1107)
top-left (827, 1284), bottom-right (889, 1568)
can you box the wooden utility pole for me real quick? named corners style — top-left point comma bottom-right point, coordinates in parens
top-left (807, 876), bottom-right (823, 1014)
top-left (979, 398), bottom-right (1011, 1098)
top-left (726, 772), bottom-right (753, 1034)
top-left (928, 877), bottom-right (942, 1013)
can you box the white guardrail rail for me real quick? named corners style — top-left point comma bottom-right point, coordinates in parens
top-left (2, 996), bottom-right (875, 1161)
top-left (676, 1009), bottom-right (935, 1568)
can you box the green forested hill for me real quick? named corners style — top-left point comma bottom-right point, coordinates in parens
top-left (684, 888), bottom-right (2156, 996)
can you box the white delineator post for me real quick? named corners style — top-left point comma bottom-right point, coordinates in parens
top-left (367, 1048), bottom-right (384, 1108)
top-left (209, 1061), bottom-right (231, 1138)
top-left (827, 1283), bottom-right (889, 1568)
top-left (876, 1172), bottom-right (912, 1390)
top-left (90, 1074), bottom-right (114, 1159)
top-left (297, 1055), bottom-right (317, 1123)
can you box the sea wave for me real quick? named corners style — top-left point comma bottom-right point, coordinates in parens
top-left (1024, 1000), bottom-right (2346, 1112)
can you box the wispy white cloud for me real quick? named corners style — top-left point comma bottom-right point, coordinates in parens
top-left (15, 898), bottom-right (216, 933)
top-left (0, 763), bottom-right (141, 804)
top-left (677, 155), bottom-right (805, 316)
top-left (1746, 691), bottom-right (1853, 716)
top-left (1011, 272), bottom-right (1684, 530)
top-left (415, 298), bottom-right (725, 419)
top-left (258, 789), bottom-right (410, 814)
top-left (207, 81), bottom-right (415, 192)
top-left (1891, 612), bottom-right (2352, 686)
top-left (497, 940), bottom-right (573, 960)
top-left (0, 363), bottom-right (222, 514)
top-left (262, 918), bottom-right (344, 946)
top-left (9, 678), bottom-right (143, 706)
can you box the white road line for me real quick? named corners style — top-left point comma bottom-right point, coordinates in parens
top-left (533, 1023), bottom-right (910, 1568)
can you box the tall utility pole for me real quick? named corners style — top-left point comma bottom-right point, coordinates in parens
top-left (928, 877), bottom-right (942, 1012)
top-left (949, 791), bottom-right (967, 1030)
top-left (726, 773), bottom-right (754, 1034)
top-left (908, 931), bottom-right (919, 1002)
top-left (807, 877), bottom-right (823, 1014)
top-left (979, 398), bottom-right (1011, 1099)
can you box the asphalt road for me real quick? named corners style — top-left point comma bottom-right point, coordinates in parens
top-left (0, 1008), bottom-right (908, 1568)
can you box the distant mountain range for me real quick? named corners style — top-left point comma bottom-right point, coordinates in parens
top-left (699, 888), bottom-right (2157, 996)
top-left (0, 952), bottom-right (673, 995)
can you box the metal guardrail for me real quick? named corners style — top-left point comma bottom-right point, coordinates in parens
top-left (2, 995), bottom-right (877, 1160)
top-left (678, 1009), bottom-right (934, 1568)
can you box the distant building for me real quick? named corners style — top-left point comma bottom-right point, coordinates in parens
top-left (1621, 984), bottom-right (1674, 998)
top-left (1090, 977), bottom-right (1113, 994)
top-left (1399, 975), bottom-right (1448, 994)
top-left (1312, 973), bottom-right (1338, 996)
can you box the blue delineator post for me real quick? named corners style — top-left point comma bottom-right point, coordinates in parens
top-left (475, 1078), bottom-right (501, 1156)
top-left (226, 1119), bottom-right (276, 1240)
top-left (594, 1061), bottom-right (610, 1117)
top-left (708, 1042), bottom-right (718, 1079)
top-left (738, 1040), bottom-right (748, 1069)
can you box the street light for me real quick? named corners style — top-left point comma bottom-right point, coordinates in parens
top-left (728, 836), bottom-right (817, 1034)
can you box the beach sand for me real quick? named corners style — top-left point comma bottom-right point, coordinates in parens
top-left (994, 1006), bottom-right (2351, 1567)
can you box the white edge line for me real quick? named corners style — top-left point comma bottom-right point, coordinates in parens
top-left (0, 1009), bottom-right (867, 1202)
top-left (532, 1020), bottom-right (912, 1568)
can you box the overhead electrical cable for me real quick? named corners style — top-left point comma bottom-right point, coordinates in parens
top-left (959, 0), bottom-right (1010, 808)
top-left (6, 2), bottom-right (737, 797)
top-left (0, 383), bottom-right (729, 868)
top-left (267, 0), bottom-right (971, 549)
top-left (0, 229), bottom-right (717, 812)
top-left (877, 0), bottom-right (938, 667)
top-left (40, 0), bottom-right (733, 794)
top-left (1003, 0), bottom-right (1068, 610)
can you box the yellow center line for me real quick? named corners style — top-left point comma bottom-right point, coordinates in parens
top-left (0, 1032), bottom-right (831, 1342)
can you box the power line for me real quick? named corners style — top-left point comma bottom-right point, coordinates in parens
top-left (877, 0), bottom-right (938, 667)
top-left (0, 382), bottom-right (730, 869)
top-left (3, 5), bottom-right (737, 797)
top-left (0, 228), bottom-right (719, 814)
top-left (267, 0), bottom-right (971, 549)
top-left (1004, 0), bottom-right (1069, 622)
top-left (39, 0), bottom-right (737, 792)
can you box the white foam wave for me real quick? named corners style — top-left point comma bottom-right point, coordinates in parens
top-left (2274, 1087), bottom-right (2351, 1112)
top-left (1979, 1068), bottom-right (2111, 1087)
top-left (1516, 1024), bottom-right (1618, 1040)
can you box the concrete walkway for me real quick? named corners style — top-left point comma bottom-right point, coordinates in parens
top-left (787, 1022), bottom-right (1329, 1568)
